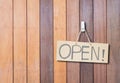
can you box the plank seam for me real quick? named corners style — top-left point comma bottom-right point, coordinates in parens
top-left (12, 0), bottom-right (14, 83)
top-left (26, 0), bottom-right (28, 82)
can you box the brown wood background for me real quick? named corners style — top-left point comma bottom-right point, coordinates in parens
top-left (0, 0), bottom-right (120, 83)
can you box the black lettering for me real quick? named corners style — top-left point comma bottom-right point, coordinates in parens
top-left (81, 46), bottom-right (89, 60)
top-left (102, 49), bottom-right (105, 61)
top-left (59, 44), bottom-right (71, 59)
top-left (71, 45), bottom-right (82, 59)
top-left (91, 46), bottom-right (100, 60)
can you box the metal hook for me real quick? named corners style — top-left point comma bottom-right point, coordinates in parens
top-left (81, 21), bottom-right (86, 32)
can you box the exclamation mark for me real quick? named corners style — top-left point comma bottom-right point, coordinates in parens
top-left (102, 49), bottom-right (105, 61)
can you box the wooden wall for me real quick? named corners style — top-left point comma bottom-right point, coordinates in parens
top-left (0, 0), bottom-right (120, 83)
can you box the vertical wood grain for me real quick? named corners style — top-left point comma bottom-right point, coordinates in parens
top-left (0, 0), bottom-right (13, 83)
top-left (14, 0), bottom-right (27, 82)
top-left (40, 0), bottom-right (53, 83)
top-left (80, 0), bottom-right (94, 83)
top-left (107, 0), bottom-right (120, 83)
top-left (94, 0), bottom-right (107, 83)
top-left (27, 0), bottom-right (40, 83)
top-left (67, 0), bottom-right (80, 83)
top-left (54, 0), bottom-right (66, 83)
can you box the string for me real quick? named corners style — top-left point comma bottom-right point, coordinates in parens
top-left (76, 31), bottom-right (82, 42)
top-left (85, 31), bottom-right (91, 43)
top-left (75, 30), bottom-right (91, 45)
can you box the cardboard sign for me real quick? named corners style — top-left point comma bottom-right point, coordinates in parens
top-left (57, 41), bottom-right (109, 63)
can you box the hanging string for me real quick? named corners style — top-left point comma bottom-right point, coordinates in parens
top-left (76, 30), bottom-right (91, 44)
top-left (75, 21), bottom-right (92, 45)
top-left (85, 31), bottom-right (91, 43)
top-left (76, 31), bottom-right (82, 42)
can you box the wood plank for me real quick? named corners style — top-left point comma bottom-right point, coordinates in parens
top-left (80, 0), bottom-right (94, 83)
top-left (40, 0), bottom-right (53, 83)
top-left (107, 0), bottom-right (120, 83)
top-left (94, 0), bottom-right (107, 83)
top-left (0, 0), bottom-right (13, 83)
top-left (66, 0), bottom-right (80, 83)
top-left (54, 0), bottom-right (66, 83)
top-left (27, 0), bottom-right (40, 83)
top-left (14, 0), bottom-right (27, 82)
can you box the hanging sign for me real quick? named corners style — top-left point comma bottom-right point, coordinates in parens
top-left (57, 41), bottom-right (109, 63)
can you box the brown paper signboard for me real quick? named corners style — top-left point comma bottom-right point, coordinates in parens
top-left (57, 41), bottom-right (109, 63)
